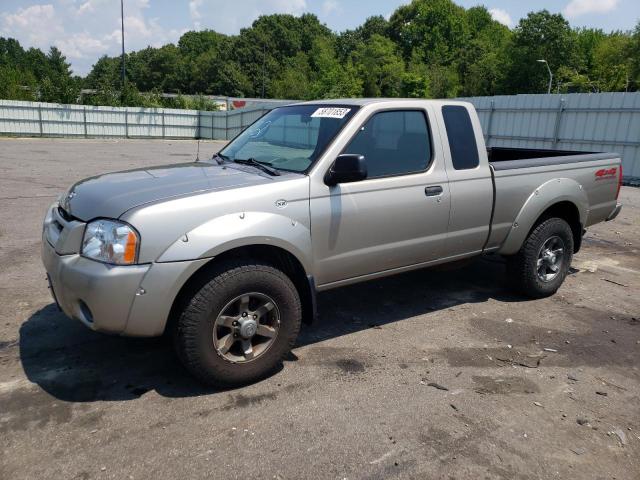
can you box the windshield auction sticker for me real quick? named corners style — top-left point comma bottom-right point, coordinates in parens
top-left (311, 107), bottom-right (351, 119)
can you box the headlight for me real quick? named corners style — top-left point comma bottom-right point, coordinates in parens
top-left (81, 219), bottom-right (139, 265)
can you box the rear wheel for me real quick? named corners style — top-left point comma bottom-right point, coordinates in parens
top-left (507, 217), bottom-right (574, 298)
top-left (174, 260), bottom-right (301, 386)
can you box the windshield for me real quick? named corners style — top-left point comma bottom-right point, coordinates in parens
top-left (219, 105), bottom-right (358, 173)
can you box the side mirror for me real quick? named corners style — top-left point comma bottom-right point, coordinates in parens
top-left (324, 154), bottom-right (367, 186)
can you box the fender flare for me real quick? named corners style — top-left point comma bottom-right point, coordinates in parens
top-left (498, 177), bottom-right (588, 255)
top-left (156, 211), bottom-right (313, 274)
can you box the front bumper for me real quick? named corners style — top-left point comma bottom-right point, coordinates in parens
top-left (41, 206), bottom-right (211, 337)
top-left (606, 202), bottom-right (622, 221)
top-left (42, 237), bottom-right (150, 334)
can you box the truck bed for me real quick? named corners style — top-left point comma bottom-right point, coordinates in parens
top-left (487, 147), bottom-right (618, 171)
top-left (484, 147), bottom-right (622, 255)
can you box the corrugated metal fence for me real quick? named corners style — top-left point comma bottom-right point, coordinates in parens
top-left (1, 93), bottom-right (639, 180)
top-left (0, 99), bottom-right (283, 141)
top-left (0, 100), bottom-right (202, 138)
top-left (459, 92), bottom-right (640, 180)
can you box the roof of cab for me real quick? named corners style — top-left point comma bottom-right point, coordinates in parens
top-left (295, 98), bottom-right (413, 106)
top-left (292, 98), bottom-right (470, 107)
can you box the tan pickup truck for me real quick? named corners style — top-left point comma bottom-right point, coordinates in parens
top-left (42, 99), bottom-right (623, 385)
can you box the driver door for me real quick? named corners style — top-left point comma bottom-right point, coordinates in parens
top-left (310, 108), bottom-right (450, 287)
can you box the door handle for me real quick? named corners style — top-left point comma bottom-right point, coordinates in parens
top-left (424, 186), bottom-right (443, 196)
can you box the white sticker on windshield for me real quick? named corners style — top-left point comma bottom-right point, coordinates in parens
top-left (311, 107), bottom-right (351, 119)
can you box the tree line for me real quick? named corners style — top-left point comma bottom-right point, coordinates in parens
top-left (1, 0), bottom-right (639, 109)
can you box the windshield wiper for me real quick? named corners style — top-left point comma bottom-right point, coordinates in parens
top-left (234, 157), bottom-right (281, 176)
top-left (212, 152), bottom-right (229, 165)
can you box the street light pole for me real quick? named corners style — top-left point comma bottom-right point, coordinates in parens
top-left (120, 0), bottom-right (126, 90)
top-left (261, 44), bottom-right (266, 99)
top-left (537, 59), bottom-right (552, 94)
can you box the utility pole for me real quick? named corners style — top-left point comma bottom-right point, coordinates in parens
top-left (261, 44), bottom-right (266, 99)
top-left (537, 59), bottom-right (553, 94)
top-left (120, 0), bottom-right (126, 93)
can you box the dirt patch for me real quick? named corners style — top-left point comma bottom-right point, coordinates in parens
top-left (0, 386), bottom-right (73, 433)
top-left (335, 358), bottom-right (365, 374)
top-left (221, 392), bottom-right (277, 410)
top-left (472, 375), bottom-right (540, 394)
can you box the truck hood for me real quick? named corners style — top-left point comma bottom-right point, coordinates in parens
top-left (61, 161), bottom-right (277, 221)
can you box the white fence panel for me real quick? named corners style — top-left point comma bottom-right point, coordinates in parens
top-left (40, 103), bottom-right (85, 136)
top-left (162, 109), bottom-right (199, 138)
top-left (126, 108), bottom-right (163, 138)
top-left (198, 112), bottom-right (228, 140)
top-left (85, 105), bottom-right (126, 137)
top-left (0, 100), bottom-right (42, 135)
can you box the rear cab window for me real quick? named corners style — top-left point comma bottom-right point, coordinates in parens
top-left (442, 105), bottom-right (480, 170)
top-left (342, 110), bottom-right (432, 179)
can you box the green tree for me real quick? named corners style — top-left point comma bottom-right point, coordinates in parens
top-left (178, 30), bottom-right (229, 57)
top-left (308, 37), bottom-right (362, 98)
top-left (629, 21), bottom-right (640, 90)
top-left (459, 6), bottom-right (511, 96)
top-left (37, 47), bottom-right (80, 103)
top-left (389, 0), bottom-right (468, 65)
top-left (0, 65), bottom-right (36, 100)
top-left (193, 53), bottom-right (252, 96)
top-left (178, 30), bottom-right (232, 92)
top-left (592, 33), bottom-right (633, 91)
top-left (426, 64), bottom-right (461, 98)
top-left (126, 45), bottom-right (183, 92)
top-left (232, 13), bottom-right (332, 97)
top-left (271, 52), bottom-right (312, 99)
top-left (575, 28), bottom-right (606, 73)
top-left (84, 55), bottom-right (121, 89)
top-left (505, 10), bottom-right (579, 93)
top-left (0, 38), bottom-right (37, 100)
top-left (353, 34), bottom-right (405, 97)
top-left (401, 71), bottom-right (429, 98)
top-left (83, 78), bottom-right (121, 106)
top-left (336, 15), bottom-right (389, 62)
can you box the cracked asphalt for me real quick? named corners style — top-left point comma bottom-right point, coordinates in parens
top-left (1, 138), bottom-right (639, 479)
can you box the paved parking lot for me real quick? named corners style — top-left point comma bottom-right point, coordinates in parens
top-left (1, 138), bottom-right (639, 479)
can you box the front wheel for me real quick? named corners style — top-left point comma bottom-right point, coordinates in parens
top-left (174, 260), bottom-right (302, 386)
top-left (507, 217), bottom-right (574, 299)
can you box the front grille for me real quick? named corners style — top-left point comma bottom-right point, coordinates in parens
top-left (49, 205), bottom-right (85, 254)
top-left (52, 219), bottom-right (63, 233)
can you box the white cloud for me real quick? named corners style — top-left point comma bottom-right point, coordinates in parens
top-left (489, 8), bottom-right (513, 27)
top-left (322, 0), bottom-right (340, 15)
top-left (77, 1), bottom-right (95, 15)
top-left (1, 4), bottom-right (64, 47)
top-left (563, 0), bottom-right (619, 17)
top-left (1, 0), bottom-right (181, 75)
top-left (2, 3), bottom-right (55, 28)
top-left (56, 32), bottom-right (108, 59)
top-left (189, 0), bottom-right (203, 29)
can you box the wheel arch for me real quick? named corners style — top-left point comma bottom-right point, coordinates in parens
top-left (498, 178), bottom-right (587, 256)
top-left (535, 201), bottom-right (583, 253)
top-left (165, 244), bottom-right (316, 337)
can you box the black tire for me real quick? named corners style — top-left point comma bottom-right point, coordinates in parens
top-left (174, 259), bottom-right (301, 387)
top-left (507, 217), bottom-right (574, 299)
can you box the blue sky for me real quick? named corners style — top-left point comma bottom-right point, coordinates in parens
top-left (1, 0), bottom-right (639, 75)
